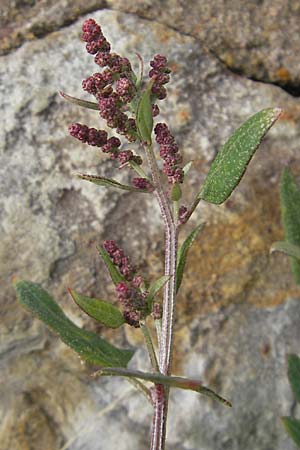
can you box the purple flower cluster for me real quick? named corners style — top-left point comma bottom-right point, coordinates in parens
top-left (69, 123), bottom-right (108, 147)
top-left (149, 54), bottom-right (171, 101)
top-left (82, 18), bottom-right (111, 55)
top-left (69, 123), bottom-right (142, 166)
top-left (132, 177), bottom-right (154, 191)
top-left (154, 123), bottom-right (184, 184)
top-left (103, 240), bottom-right (148, 327)
top-left (81, 19), bottom-right (137, 143)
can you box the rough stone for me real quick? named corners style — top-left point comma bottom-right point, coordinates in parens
top-left (1, 1), bottom-right (300, 93)
top-left (1, 7), bottom-right (300, 450)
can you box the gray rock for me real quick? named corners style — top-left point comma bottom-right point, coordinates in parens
top-left (1, 8), bottom-right (300, 450)
top-left (1, 1), bottom-right (300, 93)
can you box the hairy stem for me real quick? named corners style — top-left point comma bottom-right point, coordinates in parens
top-left (143, 142), bottom-right (178, 450)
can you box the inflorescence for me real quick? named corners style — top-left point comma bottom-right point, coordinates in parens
top-left (67, 19), bottom-right (186, 326)
top-left (103, 240), bottom-right (150, 327)
top-left (68, 18), bottom-right (181, 186)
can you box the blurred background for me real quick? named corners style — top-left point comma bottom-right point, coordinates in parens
top-left (1, 1), bottom-right (300, 449)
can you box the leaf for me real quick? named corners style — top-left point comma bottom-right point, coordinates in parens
top-left (98, 246), bottom-right (126, 285)
top-left (270, 241), bottom-right (300, 261)
top-left (14, 280), bottom-right (134, 367)
top-left (147, 275), bottom-right (170, 305)
top-left (170, 184), bottom-right (182, 202)
top-left (69, 289), bottom-right (125, 328)
top-left (94, 367), bottom-right (232, 408)
top-left (280, 168), bottom-right (300, 283)
top-left (183, 161), bottom-right (193, 176)
top-left (78, 174), bottom-right (150, 193)
top-left (176, 223), bottom-right (204, 293)
top-left (199, 107), bottom-right (282, 204)
top-left (282, 417), bottom-right (300, 447)
top-left (59, 91), bottom-right (99, 110)
top-left (136, 81), bottom-right (154, 144)
top-left (288, 354), bottom-right (300, 403)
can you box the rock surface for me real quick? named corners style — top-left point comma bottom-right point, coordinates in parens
top-left (1, 1), bottom-right (300, 93)
top-left (1, 5), bottom-right (300, 450)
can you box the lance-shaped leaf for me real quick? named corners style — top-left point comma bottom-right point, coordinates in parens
top-left (59, 91), bottom-right (99, 110)
top-left (170, 183), bottom-right (182, 202)
top-left (288, 354), bottom-right (300, 403)
top-left (146, 275), bottom-right (170, 306)
top-left (98, 246), bottom-right (126, 285)
top-left (183, 161), bottom-right (193, 176)
top-left (136, 81), bottom-right (154, 145)
top-left (94, 367), bottom-right (232, 407)
top-left (270, 241), bottom-right (300, 261)
top-left (14, 280), bottom-right (134, 367)
top-left (176, 223), bottom-right (204, 293)
top-left (282, 417), bottom-right (300, 447)
top-left (69, 289), bottom-right (125, 328)
top-left (199, 107), bottom-right (282, 205)
top-left (280, 168), bottom-right (300, 284)
top-left (78, 174), bottom-right (150, 193)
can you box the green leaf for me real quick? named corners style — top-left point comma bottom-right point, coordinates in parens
top-left (288, 354), bottom-right (300, 403)
top-left (280, 168), bottom-right (300, 283)
top-left (69, 289), bottom-right (125, 328)
top-left (282, 417), bottom-right (300, 447)
top-left (78, 174), bottom-right (150, 193)
top-left (170, 183), bottom-right (182, 202)
top-left (98, 246), bottom-right (126, 285)
top-left (183, 161), bottom-right (193, 176)
top-left (59, 91), bottom-right (99, 110)
top-left (176, 223), bottom-right (204, 293)
top-left (270, 241), bottom-right (300, 261)
top-left (95, 367), bottom-right (232, 408)
top-left (147, 275), bottom-right (170, 305)
top-left (199, 107), bottom-right (282, 204)
top-left (14, 280), bottom-right (134, 367)
top-left (136, 81), bottom-right (154, 144)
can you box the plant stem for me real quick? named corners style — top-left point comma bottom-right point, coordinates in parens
top-left (140, 321), bottom-right (159, 372)
top-left (143, 142), bottom-right (178, 450)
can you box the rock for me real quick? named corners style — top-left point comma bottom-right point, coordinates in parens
top-left (1, 8), bottom-right (300, 450)
top-left (1, 1), bottom-right (300, 93)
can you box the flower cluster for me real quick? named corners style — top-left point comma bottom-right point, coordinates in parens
top-left (154, 123), bottom-right (184, 184)
top-left (69, 123), bottom-right (142, 166)
top-left (81, 18), bottom-right (138, 142)
top-left (149, 54), bottom-right (171, 101)
top-left (103, 240), bottom-right (149, 327)
top-left (132, 177), bottom-right (154, 191)
top-left (82, 18), bottom-right (111, 55)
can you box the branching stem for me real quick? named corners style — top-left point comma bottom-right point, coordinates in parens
top-left (143, 142), bottom-right (178, 450)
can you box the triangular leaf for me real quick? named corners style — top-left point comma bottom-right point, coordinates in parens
top-left (98, 246), bottom-right (126, 285)
top-left (78, 174), bottom-right (150, 193)
top-left (95, 367), bottom-right (232, 407)
top-left (147, 275), bottom-right (170, 305)
top-left (282, 417), bottom-right (300, 447)
top-left (288, 354), bottom-right (300, 403)
top-left (69, 289), bottom-right (125, 328)
top-left (15, 280), bottom-right (134, 367)
top-left (136, 81), bottom-right (154, 145)
top-left (270, 241), bottom-right (300, 261)
top-left (280, 168), bottom-right (300, 283)
top-left (59, 91), bottom-right (99, 110)
top-left (199, 108), bottom-right (282, 204)
top-left (176, 223), bottom-right (204, 293)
